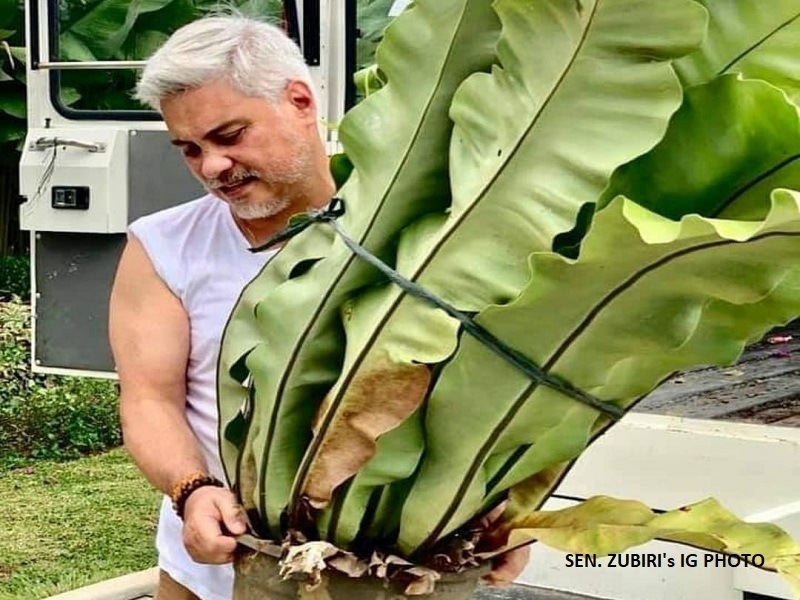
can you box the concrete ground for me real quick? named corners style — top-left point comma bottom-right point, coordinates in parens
top-left (476, 586), bottom-right (604, 600)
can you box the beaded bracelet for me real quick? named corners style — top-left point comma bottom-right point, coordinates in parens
top-left (170, 472), bottom-right (224, 519)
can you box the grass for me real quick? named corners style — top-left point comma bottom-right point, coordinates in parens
top-left (0, 448), bottom-right (162, 600)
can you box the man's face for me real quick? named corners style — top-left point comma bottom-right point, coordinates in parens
top-left (161, 79), bottom-right (318, 220)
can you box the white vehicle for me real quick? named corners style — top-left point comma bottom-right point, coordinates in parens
top-left (21, 1), bottom-right (799, 599)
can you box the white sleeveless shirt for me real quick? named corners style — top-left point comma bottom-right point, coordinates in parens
top-left (129, 194), bottom-right (276, 600)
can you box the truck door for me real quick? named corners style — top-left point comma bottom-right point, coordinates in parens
top-left (20, 0), bottom-right (354, 376)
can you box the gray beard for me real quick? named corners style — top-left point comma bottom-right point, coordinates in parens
top-left (228, 195), bottom-right (292, 220)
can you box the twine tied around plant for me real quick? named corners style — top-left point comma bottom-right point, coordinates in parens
top-left (250, 198), bottom-right (625, 421)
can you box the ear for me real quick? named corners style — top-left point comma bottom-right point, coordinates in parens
top-left (285, 80), bottom-right (317, 122)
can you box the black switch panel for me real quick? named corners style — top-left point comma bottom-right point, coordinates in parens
top-left (52, 186), bottom-right (90, 210)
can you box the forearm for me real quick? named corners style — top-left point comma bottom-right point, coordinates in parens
top-left (120, 394), bottom-right (208, 495)
top-left (121, 393), bottom-right (247, 565)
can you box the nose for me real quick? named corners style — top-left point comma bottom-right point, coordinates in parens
top-left (199, 149), bottom-right (234, 180)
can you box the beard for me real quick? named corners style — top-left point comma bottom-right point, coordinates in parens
top-left (228, 194), bottom-right (292, 220)
top-left (206, 133), bottom-right (315, 220)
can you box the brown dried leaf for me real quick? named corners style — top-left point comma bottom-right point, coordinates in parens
top-left (403, 566), bottom-right (442, 595)
top-left (368, 551), bottom-right (413, 579)
top-left (279, 541), bottom-right (339, 588)
top-left (328, 552), bottom-right (370, 578)
top-left (302, 353), bottom-right (430, 508)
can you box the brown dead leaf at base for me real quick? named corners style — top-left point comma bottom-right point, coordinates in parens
top-left (280, 541), bottom-right (339, 589)
top-left (404, 567), bottom-right (441, 595)
top-left (276, 541), bottom-right (456, 596)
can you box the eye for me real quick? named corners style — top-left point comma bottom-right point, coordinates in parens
top-left (217, 127), bottom-right (246, 145)
top-left (180, 143), bottom-right (201, 158)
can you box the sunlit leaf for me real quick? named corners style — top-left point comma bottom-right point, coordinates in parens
top-left (61, 87), bottom-right (82, 106)
top-left (399, 191), bottom-right (800, 554)
top-left (491, 496), bottom-right (800, 596)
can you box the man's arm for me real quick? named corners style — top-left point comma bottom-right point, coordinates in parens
top-left (110, 234), bottom-right (202, 492)
top-left (109, 235), bottom-right (245, 563)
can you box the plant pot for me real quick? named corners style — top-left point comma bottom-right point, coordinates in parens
top-left (233, 547), bottom-right (486, 600)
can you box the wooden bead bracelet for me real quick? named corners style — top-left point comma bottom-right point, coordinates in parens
top-left (170, 472), bottom-right (224, 519)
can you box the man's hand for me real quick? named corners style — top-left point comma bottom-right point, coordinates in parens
top-left (182, 486), bottom-right (247, 564)
top-left (483, 545), bottom-right (531, 587)
top-left (477, 502), bottom-right (531, 587)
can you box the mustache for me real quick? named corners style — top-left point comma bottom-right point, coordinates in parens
top-left (206, 169), bottom-right (260, 190)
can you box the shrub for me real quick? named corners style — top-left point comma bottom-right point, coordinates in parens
top-left (0, 297), bottom-right (120, 466)
top-left (0, 254), bottom-right (30, 301)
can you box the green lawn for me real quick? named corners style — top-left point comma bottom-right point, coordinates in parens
top-left (0, 448), bottom-right (161, 600)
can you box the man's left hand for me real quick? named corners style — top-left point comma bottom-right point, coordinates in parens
top-left (476, 502), bottom-right (531, 587)
top-left (483, 545), bottom-right (531, 587)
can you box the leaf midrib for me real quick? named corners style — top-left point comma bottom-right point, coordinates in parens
top-left (712, 154), bottom-right (800, 217)
top-left (416, 227), bottom-right (800, 552)
top-left (314, 0), bottom-right (603, 535)
top-left (253, 0), bottom-right (488, 525)
top-left (719, 11), bottom-right (800, 75)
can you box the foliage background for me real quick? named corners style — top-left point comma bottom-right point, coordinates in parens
top-left (0, 296), bottom-right (120, 468)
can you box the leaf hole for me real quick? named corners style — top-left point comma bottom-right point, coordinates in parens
top-left (289, 257), bottom-right (323, 279)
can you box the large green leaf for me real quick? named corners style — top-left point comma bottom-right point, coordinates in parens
top-left (218, 0), bottom-right (502, 539)
top-left (59, 32), bottom-right (98, 62)
top-left (68, 0), bottom-right (177, 58)
top-left (501, 75), bottom-right (800, 531)
top-left (295, 0), bottom-right (705, 547)
top-left (356, 0), bottom-right (396, 69)
top-left (0, 44), bottom-right (24, 83)
top-left (134, 0), bottom-right (199, 37)
top-left (397, 191), bottom-right (800, 555)
top-left (599, 75), bottom-right (800, 221)
top-left (235, 0), bottom-right (283, 21)
top-left (490, 496), bottom-right (800, 597)
top-left (61, 87), bottom-right (82, 107)
top-left (675, 0), bottom-right (800, 102)
top-left (6, 45), bottom-right (24, 69)
top-left (122, 29), bottom-right (170, 62)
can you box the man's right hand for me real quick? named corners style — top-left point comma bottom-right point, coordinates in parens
top-left (182, 486), bottom-right (248, 564)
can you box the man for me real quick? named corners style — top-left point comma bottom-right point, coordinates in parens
top-left (110, 14), bottom-right (528, 600)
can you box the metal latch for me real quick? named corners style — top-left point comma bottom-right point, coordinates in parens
top-left (28, 137), bottom-right (107, 153)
